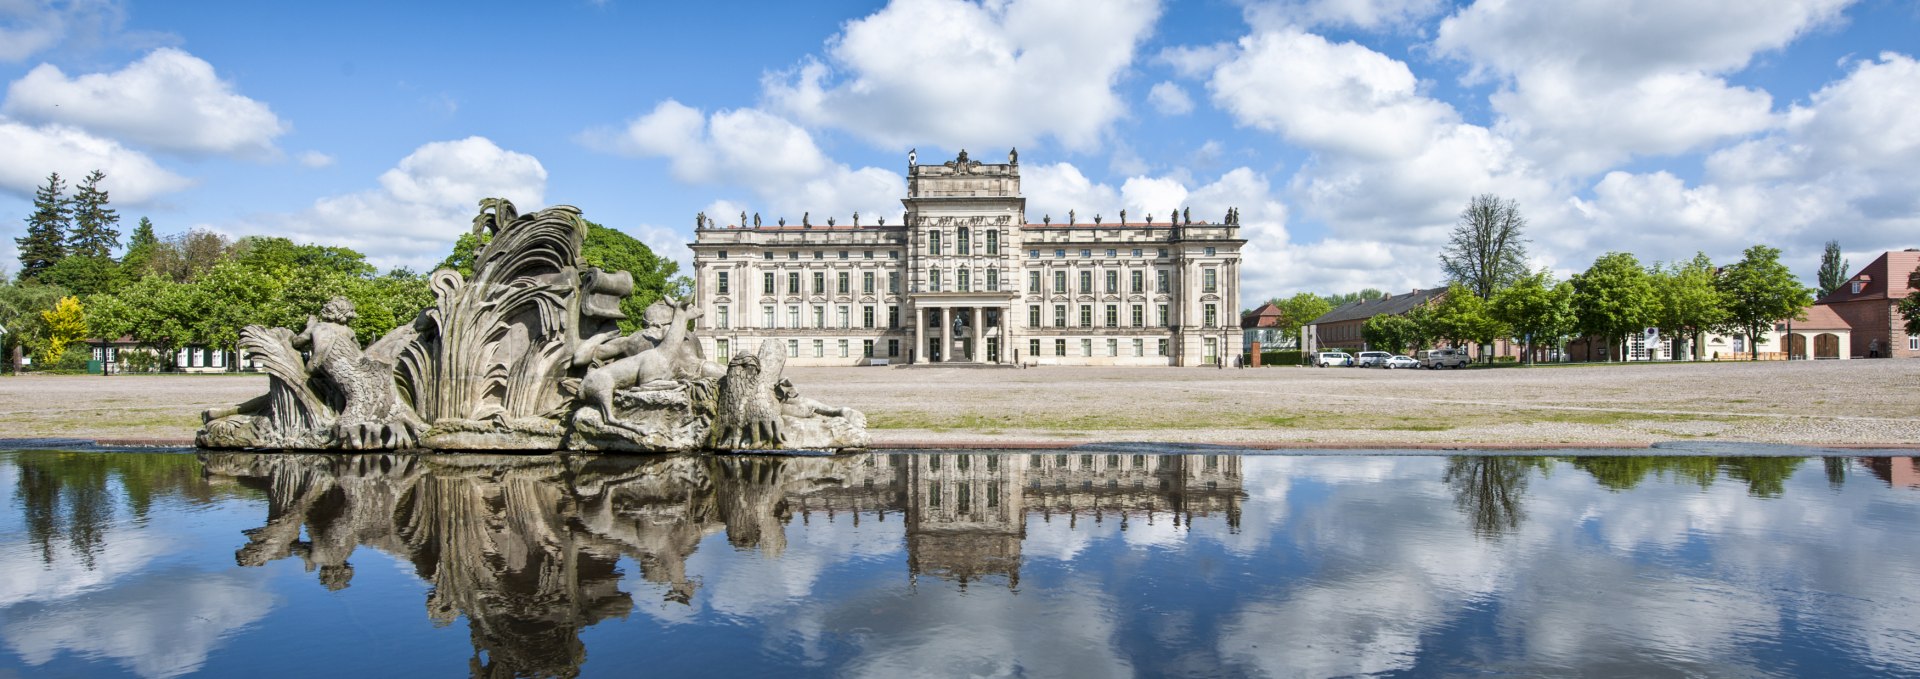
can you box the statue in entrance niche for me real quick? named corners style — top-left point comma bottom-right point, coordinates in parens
top-left (197, 199), bottom-right (866, 454)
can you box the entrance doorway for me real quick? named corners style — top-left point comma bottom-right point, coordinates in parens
top-left (987, 338), bottom-right (1000, 363)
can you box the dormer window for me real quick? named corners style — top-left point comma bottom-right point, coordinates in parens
top-left (1851, 280), bottom-right (1865, 294)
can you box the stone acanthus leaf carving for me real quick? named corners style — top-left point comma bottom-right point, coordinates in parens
top-left (198, 198), bottom-right (866, 453)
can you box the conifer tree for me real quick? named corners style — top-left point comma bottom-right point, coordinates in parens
top-left (15, 172), bottom-right (70, 281)
top-left (123, 217), bottom-right (158, 274)
top-left (68, 170), bottom-right (120, 259)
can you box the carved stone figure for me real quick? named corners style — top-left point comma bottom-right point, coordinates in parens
top-left (740, 211), bottom-right (747, 228)
top-left (1008, 147), bottom-right (1018, 165)
top-left (1184, 207), bottom-right (1191, 224)
top-left (852, 211), bottom-right (860, 226)
top-left (1068, 209), bottom-right (1076, 225)
top-left (710, 340), bottom-right (867, 450)
top-left (908, 148), bottom-right (916, 166)
top-left (199, 198), bottom-right (865, 454)
top-left (753, 212), bottom-right (761, 227)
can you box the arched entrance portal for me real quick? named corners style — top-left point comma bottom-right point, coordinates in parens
top-left (1814, 333), bottom-right (1840, 360)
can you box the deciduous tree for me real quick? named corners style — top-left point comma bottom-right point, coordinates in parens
top-left (1717, 244), bottom-right (1813, 361)
top-left (1440, 194), bottom-right (1530, 300)
top-left (1361, 313), bottom-right (1415, 354)
top-left (37, 296), bottom-right (87, 364)
top-left (1651, 253), bottom-right (1728, 360)
top-left (1428, 284), bottom-right (1506, 359)
top-left (1490, 270), bottom-right (1575, 365)
top-left (1571, 252), bottom-right (1657, 362)
top-left (1275, 292), bottom-right (1332, 346)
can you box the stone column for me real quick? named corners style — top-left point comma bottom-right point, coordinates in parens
top-left (939, 306), bottom-right (951, 363)
top-left (971, 308), bottom-right (984, 362)
top-left (921, 304), bottom-right (936, 362)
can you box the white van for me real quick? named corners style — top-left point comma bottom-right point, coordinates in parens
top-left (1355, 351), bottom-right (1392, 368)
top-left (1417, 348), bottom-right (1472, 369)
top-left (1314, 351), bottom-right (1353, 367)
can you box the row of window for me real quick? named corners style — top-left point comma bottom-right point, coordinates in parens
top-left (926, 228), bottom-right (1001, 255)
top-left (717, 266), bottom-right (1218, 298)
top-left (716, 250), bottom-right (903, 261)
top-left (1028, 246), bottom-right (1217, 259)
top-left (1025, 337), bottom-right (1169, 358)
top-left (711, 301), bottom-right (1222, 330)
top-left (1024, 302), bottom-right (1218, 328)
top-left (714, 338), bottom-right (905, 360)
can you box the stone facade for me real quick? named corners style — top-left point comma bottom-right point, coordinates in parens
top-left (689, 150), bottom-right (1246, 367)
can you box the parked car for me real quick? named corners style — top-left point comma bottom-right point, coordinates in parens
top-left (1417, 348), bottom-right (1472, 369)
top-left (1314, 351), bottom-right (1353, 367)
top-left (1382, 355), bottom-right (1419, 369)
top-left (1355, 351), bottom-right (1392, 368)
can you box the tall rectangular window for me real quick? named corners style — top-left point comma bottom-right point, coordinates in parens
top-left (1156, 270), bottom-right (1169, 293)
top-left (813, 306), bottom-right (825, 328)
top-left (1157, 304), bottom-right (1168, 327)
top-left (813, 340), bottom-right (824, 358)
top-left (958, 227), bottom-right (971, 254)
top-left (1030, 339), bottom-right (1041, 357)
top-left (838, 339), bottom-right (849, 358)
top-left (788, 272), bottom-right (800, 294)
top-left (1157, 338), bottom-right (1167, 355)
top-left (813, 272), bottom-right (826, 295)
top-left (1054, 271), bottom-right (1068, 293)
top-left (929, 268), bottom-right (942, 292)
top-left (1028, 305), bottom-right (1041, 327)
top-left (1107, 338), bottom-right (1118, 356)
top-left (888, 272), bottom-right (900, 294)
top-left (1105, 271), bottom-right (1118, 293)
top-left (762, 306), bottom-right (774, 328)
top-left (1028, 271), bottom-right (1040, 293)
top-left (1130, 305), bottom-right (1143, 327)
top-left (1131, 271), bottom-right (1143, 293)
top-left (1104, 304), bottom-right (1118, 327)
top-left (717, 306), bottom-right (729, 329)
top-left (717, 272), bottom-right (729, 295)
top-left (763, 272), bottom-right (774, 295)
top-left (863, 271), bottom-right (874, 295)
top-left (838, 306), bottom-right (850, 329)
top-left (788, 306), bottom-right (800, 328)
top-left (837, 272), bottom-right (850, 295)
top-left (1081, 339), bottom-right (1093, 356)
top-left (888, 306), bottom-right (899, 328)
top-left (787, 339), bottom-right (799, 357)
top-left (1203, 268), bottom-right (1218, 293)
top-left (863, 339), bottom-right (874, 357)
top-left (1133, 338), bottom-right (1144, 357)
top-left (1079, 271), bottom-right (1092, 294)
top-left (1053, 305), bottom-right (1067, 328)
top-left (929, 231), bottom-right (941, 254)
top-left (958, 269), bottom-right (971, 292)
top-left (1079, 305), bottom-right (1092, 327)
top-left (986, 268), bottom-right (999, 291)
top-left (863, 306), bottom-right (875, 328)
top-left (1055, 339), bottom-right (1066, 356)
top-left (888, 339), bottom-right (900, 357)
top-left (717, 339), bottom-right (730, 360)
top-left (986, 230), bottom-right (999, 254)
top-left (1204, 303), bottom-right (1218, 327)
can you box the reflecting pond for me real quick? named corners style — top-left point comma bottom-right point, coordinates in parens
top-left (2, 449), bottom-right (1918, 677)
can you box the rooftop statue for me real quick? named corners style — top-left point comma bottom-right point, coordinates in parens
top-left (199, 198), bottom-right (867, 453)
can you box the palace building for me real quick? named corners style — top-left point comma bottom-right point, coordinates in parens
top-left (688, 149), bottom-right (1246, 366)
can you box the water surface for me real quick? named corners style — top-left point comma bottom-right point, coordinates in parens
top-left (1, 450), bottom-right (1917, 677)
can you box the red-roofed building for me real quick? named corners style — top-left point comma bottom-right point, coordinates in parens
top-left (1814, 249), bottom-right (1919, 359)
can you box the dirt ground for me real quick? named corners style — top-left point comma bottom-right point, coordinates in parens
top-left (2, 359), bottom-right (1916, 447)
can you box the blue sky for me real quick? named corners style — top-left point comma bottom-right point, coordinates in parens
top-left (1, 0), bottom-right (1916, 303)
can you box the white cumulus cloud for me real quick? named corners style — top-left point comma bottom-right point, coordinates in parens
top-left (764, 0), bottom-right (1162, 150)
top-left (3, 47), bottom-right (288, 157)
top-left (1148, 81), bottom-right (1193, 115)
top-left (0, 117), bottom-right (192, 203)
top-left (217, 136), bottom-right (547, 271)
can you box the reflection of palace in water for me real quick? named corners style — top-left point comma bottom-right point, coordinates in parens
top-left (200, 451), bottom-right (1243, 677)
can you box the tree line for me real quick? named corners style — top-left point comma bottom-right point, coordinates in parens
top-left (1264, 194), bottom-right (1826, 363)
top-left (3, 171), bottom-right (687, 373)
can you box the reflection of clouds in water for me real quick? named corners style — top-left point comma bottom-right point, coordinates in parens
top-left (830, 581), bottom-right (1133, 679)
top-left (2, 569), bottom-right (273, 678)
top-left (644, 512), bottom-right (901, 623)
top-left (0, 461), bottom-right (175, 606)
top-left (1212, 457), bottom-right (1920, 676)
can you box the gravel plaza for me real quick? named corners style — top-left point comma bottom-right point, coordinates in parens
top-left (5, 359), bottom-right (1916, 449)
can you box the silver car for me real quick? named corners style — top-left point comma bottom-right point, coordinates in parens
top-left (1355, 351), bottom-right (1392, 368)
top-left (1382, 355), bottom-right (1419, 369)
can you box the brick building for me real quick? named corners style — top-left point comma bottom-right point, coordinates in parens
top-left (1814, 249), bottom-right (1919, 359)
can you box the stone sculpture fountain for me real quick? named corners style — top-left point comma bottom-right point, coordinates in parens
top-left (198, 199), bottom-right (867, 453)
